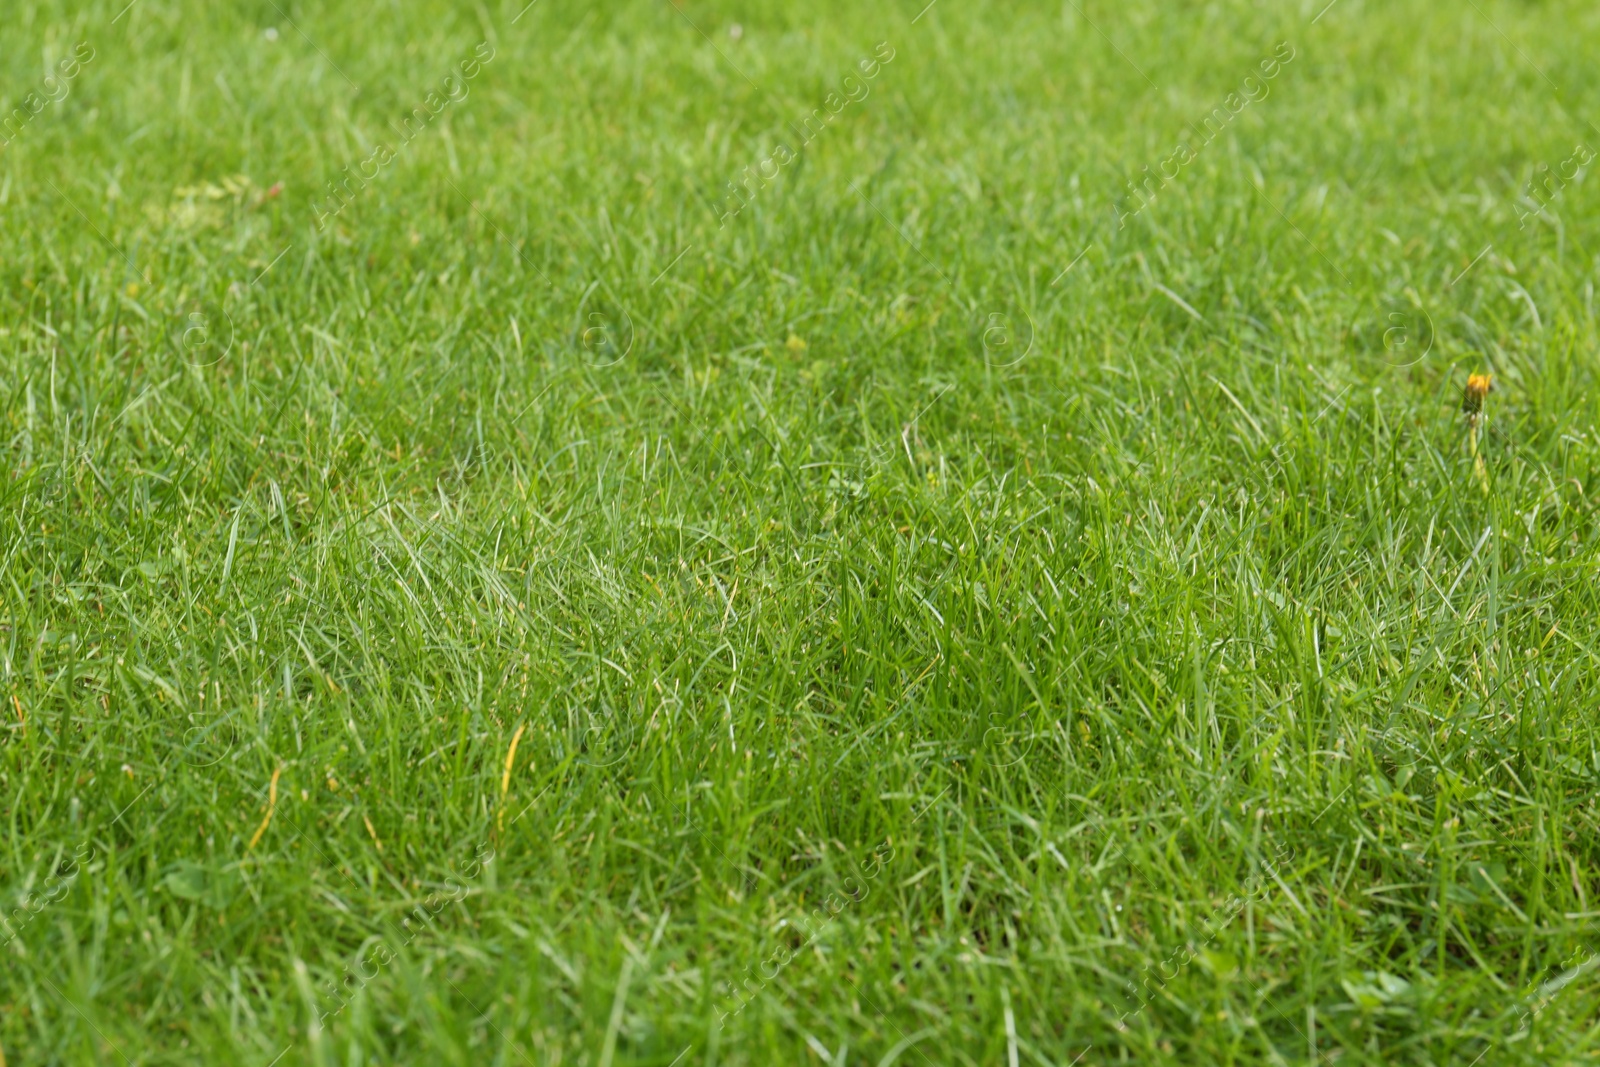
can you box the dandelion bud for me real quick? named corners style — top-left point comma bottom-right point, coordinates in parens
top-left (1462, 373), bottom-right (1492, 415)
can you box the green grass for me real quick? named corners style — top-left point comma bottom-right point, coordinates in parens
top-left (4, 0), bottom-right (1600, 1063)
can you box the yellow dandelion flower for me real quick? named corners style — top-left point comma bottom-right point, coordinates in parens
top-left (1462, 373), bottom-right (1493, 494)
top-left (1462, 373), bottom-right (1492, 415)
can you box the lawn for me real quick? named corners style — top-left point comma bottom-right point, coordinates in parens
top-left (3, 0), bottom-right (1600, 1063)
